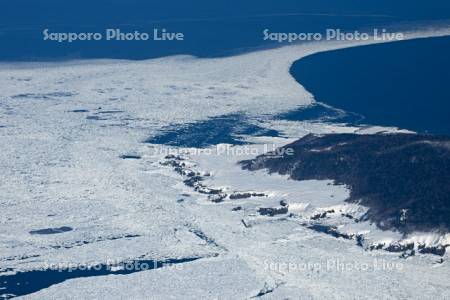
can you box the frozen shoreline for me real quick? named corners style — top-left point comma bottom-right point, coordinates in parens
top-left (1, 26), bottom-right (450, 299)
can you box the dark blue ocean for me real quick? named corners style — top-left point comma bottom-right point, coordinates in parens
top-left (291, 36), bottom-right (450, 135)
top-left (1, 0), bottom-right (450, 60)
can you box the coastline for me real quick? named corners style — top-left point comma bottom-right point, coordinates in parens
top-left (2, 26), bottom-right (450, 299)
